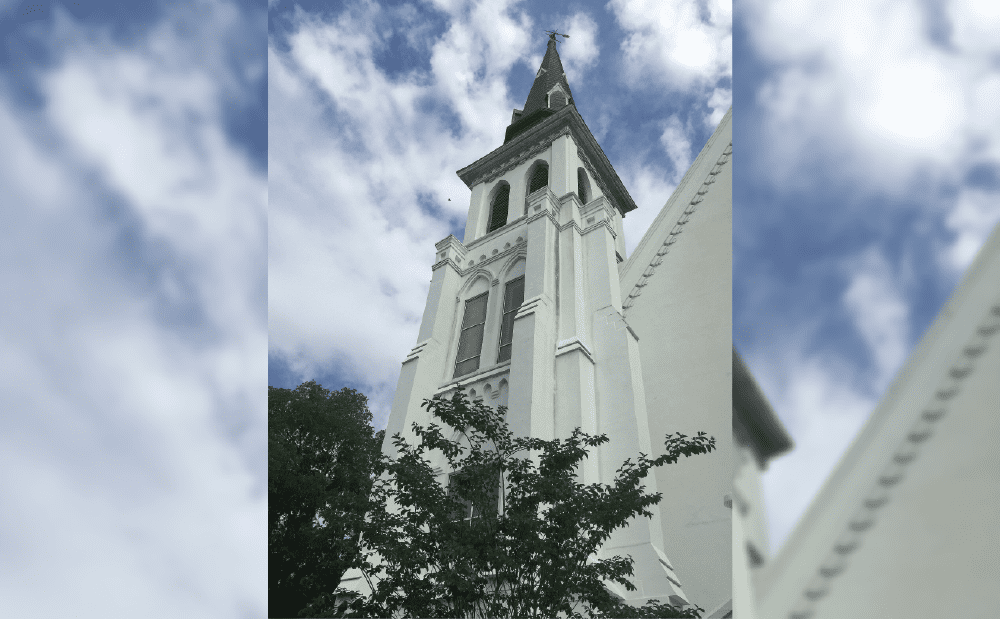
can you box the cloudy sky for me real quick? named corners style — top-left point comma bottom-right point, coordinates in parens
top-left (6, 0), bottom-right (997, 613)
top-left (267, 0), bottom-right (732, 423)
top-left (735, 0), bottom-right (1000, 556)
top-left (0, 0), bottom-right (266, 617)
top-left (268, 0), bottom-right (1000, 573)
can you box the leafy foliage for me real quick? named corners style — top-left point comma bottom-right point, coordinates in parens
top-left (268, 381), bottom-right (385, 618)
top-left (315, 391), bottom-right (715, 619)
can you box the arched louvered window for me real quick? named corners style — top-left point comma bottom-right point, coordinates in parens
top-left (528, 163), bottom-right (548, 195)
top-left (549, 90), bottom-right (566, 109)
top-left (487, 183), bottom-right (510, 234)
top-left (577, 167), bottom-right (591, 204)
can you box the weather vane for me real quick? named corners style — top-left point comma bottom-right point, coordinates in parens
top-left (544, 30), bottom-right (570, 41)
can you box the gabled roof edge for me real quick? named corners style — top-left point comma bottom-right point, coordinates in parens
top-left (619, 107), bottom-right (732, 296)
top-left (758, 222), bottom-right (1000, 616)
top-left (733, 347), bottom-right (794, 468)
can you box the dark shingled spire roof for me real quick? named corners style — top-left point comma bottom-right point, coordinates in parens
top-left (504, 33), bottom-right (575, 143)
top-left (522, 33), bottom-right (574, 116)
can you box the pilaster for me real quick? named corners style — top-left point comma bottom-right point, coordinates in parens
top-left (463, 184), bottom-right (487, 244)
top-left (506, 187), bottom-right (559, 443)
top-left (383, 235), bottom-right (466, 459)
top-left (580, 196), bottom-right (623, 313)
top-left (550, 133), bottom-right (573, 197)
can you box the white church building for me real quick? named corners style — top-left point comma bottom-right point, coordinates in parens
top-left (735, 222), bottom-right (1000, 618)
top-left (340, 34), bottom-right (734, 617)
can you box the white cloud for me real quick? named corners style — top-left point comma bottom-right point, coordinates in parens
top-left (745, 0), bottom-right (1000, 198)
top-left (738, 0), bottom-right (1000, 582)
top-left (750, 349), bottom-right (875, 555)
top-left (617, 115), bottom-right (695, 256)
top-left (608, 0), bottom-right (732, 91)
top-left (269, 0), bottom-right (730, 429)
top-left (621, 164), bottom-right (679, 256)
top-left (0, 2), bottom-right (265, 616)
top-left (268, 0), bottom-right (538, 423)
top-left (705, 86), bottom-right (731, 128)
top-left (841, 247), bottom-right (911, 392)
top-left (557, 12), bottom-right (600, 82)
top-left (943, 188), bottom-right (1000, 273)
top-left (660, 114), bottom-right (693, 181)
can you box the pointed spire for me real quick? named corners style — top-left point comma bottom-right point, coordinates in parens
top-left (504, 33), bottom-right (576, 143)
top-left (521, 33), bottom-right (574, 117)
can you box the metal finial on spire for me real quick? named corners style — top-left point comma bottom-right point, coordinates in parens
top-left (544, 30), bottom-right (569, 41)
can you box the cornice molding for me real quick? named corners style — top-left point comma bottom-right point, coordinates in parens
top-left (555, 336), bottom-right (596, 365)
top-left (515, 295), bottom-right (548, 319)
top-left (782, 297), bottom-right (1000, 619)
top-left (733, 348), bottom-right (794, 467)
top-left (435, 364), bottom-right (512, 396)
top-left (621, 141), bottom-right (732, 316)
top-left (403, 338), bottom-right (435, 365)
top-left (482, 126), bottom-right (572, 185)
top-left (455, 236), bottom-right (527, 274)
top-left (457, 105), bottom-right (637, 215)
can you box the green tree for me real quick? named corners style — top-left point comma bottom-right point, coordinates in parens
top-left (312, 391), bottom-right (715, 619)
top-left (268, 381), bottom-right (385, 618)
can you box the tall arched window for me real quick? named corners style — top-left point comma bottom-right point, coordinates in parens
top-left (496, 275), bottom-right (525, 363)
top-left (455, 289), bottom-right (489, 378)
top-left (497, 258), bottom-right (526, 364)
top-left (577, 167), bottom-right (591, 204)
top-left (528, 163), bottom-right (548, 196)
top-left (487, 182), bottom-right (510, 234)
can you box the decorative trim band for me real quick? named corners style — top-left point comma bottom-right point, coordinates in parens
top-left (786, 298), bottom-right (1000, 619)
top-left (555, 336), bottom-right (596, 365)
top-left (459, 236), bottom-right (526, 272)
top-left (483, 127), bottom-right (573, 184)
top-left (516, 295), bottom-right (548, 319)
top-left (403, 339), bottom-right (433, 364)
top-left (622, 142), bottom-right (732, 315)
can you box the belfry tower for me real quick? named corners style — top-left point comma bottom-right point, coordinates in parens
top-left (378, 33), bottom-right (693, 608)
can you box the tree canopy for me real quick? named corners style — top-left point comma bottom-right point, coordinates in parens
top-left (268, 381), bottom-right (385, 619)
top-left (314, 391), bottom-right (715, 619)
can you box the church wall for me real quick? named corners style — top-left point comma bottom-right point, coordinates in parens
top-left (384, 222), bottom-right (528, 460)
top-left (622, 110), bottom-right (733, 614)
top-left (463, 183), bottom-right (487, 245)
top-left (462, 133), bottom-right (609, 247)
top-left (733, 497), bottom-right (761, 619)
top-left (810, 340), bottom-right (1000, 618)
top-left (732, 442), bottom-right (771, 618)
top-left (364, 40), bottom-right (707, 612)
top-left (733, 444), bottom-right (771, 569)
top-left (757, 224), bottom-right (1000, 619)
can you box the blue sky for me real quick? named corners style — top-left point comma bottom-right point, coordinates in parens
top-left (268, 0), bottom-right (1000, 574)
top-left (735, 0), bottom-right (1000, 557)
top-left (267, 0), bottom-right (731, 424)
top-left (0, 0), bottom-right (266, 616)
top-left (5, 0), bottom-right (999, 613)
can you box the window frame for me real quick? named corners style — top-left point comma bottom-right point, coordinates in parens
top-left (454, 291), bottom-right (490, 378)
top-left (577, 167), bottom-right (591, 204)
top-left (496, 275), bottom-right (525, 364)
top-left (528, 163), bottom-right (549, 196)
top-left (447, 469), bottom-right (501, 523)
top-left (486, 182), bottom-right (510, 234)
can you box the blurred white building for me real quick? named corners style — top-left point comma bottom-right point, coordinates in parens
top-left (748, 223), bottom-right (1000, 618)
top-left (341, 34), bottom-right (734, 617)
top-left (732, 350), bottom-right (794, 619)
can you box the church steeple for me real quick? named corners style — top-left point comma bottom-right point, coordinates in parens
top-left (505, 33), bottom-right (575, 143)
top-left (522, 33), bottom-right (575, 115)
